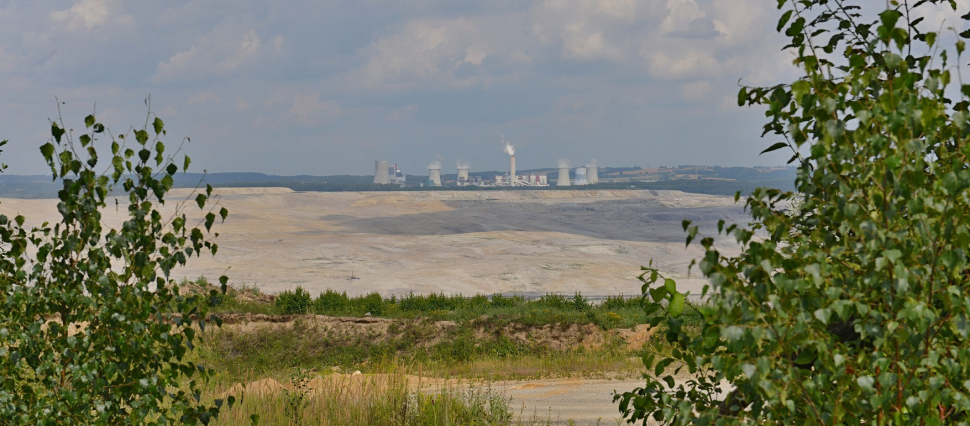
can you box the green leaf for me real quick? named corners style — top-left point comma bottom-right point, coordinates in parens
top-left (184, 155), bottom-right (191, 172)
top-left (669, 293), bottom-right (685, 318)
top-left (879, 10), bottom-right (902, 33)
top-left (777, 10), bottom-right (793, 32)
top-left (196, 194), bottom-right (207, 209)
top-left (40, 143), bottom-right (55, 161)
top-left (664, 278), bottom-right (677, 293)
top-left (205, 213), bottom-right (215, 231)
top-left (51, 123), bottom-right (65, 142)
top-left (758, 142), bottom-right (788, 155)
top-left (153, 117), bottom-right (164, 135)
top-left (794, 349), bottom-right (816, 365)
top-left (85, 115), bottom-right (96, 128)
top-left (737, 87), bottom-right (748, 106)
top-left (219, 207), bottom-right (228, 222)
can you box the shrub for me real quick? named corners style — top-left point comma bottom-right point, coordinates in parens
top-left (0, 107), bottom-right (231, 423)
top-left (315, 289), bottom-right (350, 314)
top-left (276, 286), bottom-right (312, 315)
top-left (619, 1), bottom-right (970, 423)
top-left (361, 292), bottom-right (386, 315)
top-left (489, 293), bottom-right (517, 308)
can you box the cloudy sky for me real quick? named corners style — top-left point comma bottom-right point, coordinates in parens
top-left (0, 1), bottom-right (965, 176)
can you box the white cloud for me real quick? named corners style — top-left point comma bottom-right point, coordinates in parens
top-left (357, 17), bottom-right (503, 89)
top-left (530, 0), bottom-right (641, 61)
top-left (188, 91), bottom-right (220, 104)
top-left (661, 0), bottom-right (705, 35)
top-left (153, 29), bottom-right (264, 82)
top-left (50, 0), bottom-right (133, 32)
top-left (386, 105), bottom-right (418, 122)
top-left (682, 80), bottom-right (712, 101)
top-left (288, 92), bottom-right (343, 125)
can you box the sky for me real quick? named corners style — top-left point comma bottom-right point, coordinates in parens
top-left (0, 0), bottom-right (966, 176)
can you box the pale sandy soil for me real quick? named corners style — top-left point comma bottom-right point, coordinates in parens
top-left (0, 188), bottom-right (747, 297)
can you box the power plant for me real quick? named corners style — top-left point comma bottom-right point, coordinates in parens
top-left (374, 161), bottom-right (406, 185)
top-left (374, 139), bottom-right (613, 188)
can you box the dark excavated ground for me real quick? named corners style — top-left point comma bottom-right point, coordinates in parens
top-left (333, 198), bottom-right (747, 244)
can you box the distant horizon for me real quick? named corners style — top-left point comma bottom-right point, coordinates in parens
top-left (0, 163), bottom-right (797, 178)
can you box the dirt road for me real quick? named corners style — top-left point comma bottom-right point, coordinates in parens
top-left (499, 378), bottom-right (644, 425)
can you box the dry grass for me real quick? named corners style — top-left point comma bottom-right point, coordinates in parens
top-left (205, 369), bottom-right (516, 426)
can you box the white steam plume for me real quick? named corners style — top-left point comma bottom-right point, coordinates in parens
top-left (586, 159), bottom-right (598, 167)
top-left (428, 161), bottom-right (441, 170)
top-left (500, 134), bottom-right (515, 156)
top-left (456, 160), bottom-right (470, 169)
top-left (558, 158), bottom-right (571, 169)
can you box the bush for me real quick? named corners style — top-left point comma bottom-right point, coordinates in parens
top-left (489, 293), bottom-right (518, 308)
top-left (276, 286), bottom-right (313, 314)
top-left (0, 107), bottom-right (231, 423)
top-left (361, 292), bottom-right (386, 315)
top-left (619, 2), bottom-right (970, 423)
top-left (315, 289), bottom-right (350, 314)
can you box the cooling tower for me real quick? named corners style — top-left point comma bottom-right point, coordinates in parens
top-left (557, 167), bottom-right (571, 186)
top-left (574, 167), bottom-right (588, 185)
top-left (587, 165), bottom-right (598, 184)
top-left (457, 167), bottom-right (469, 183)
top-left (428, 168), bottom-right (442, 186)
top-left (374, 160), bottom-right (390, 184)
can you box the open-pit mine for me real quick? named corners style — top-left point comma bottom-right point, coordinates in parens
top-left (0, 188), bottom-right (748, 297)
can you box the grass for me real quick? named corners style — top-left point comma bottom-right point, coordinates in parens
top-left (194, 316), bottom-right (645, 382)
top-left (205, 368), bottom-right (516, 426)
top-left (257, 284), bottom-right (651, 330)
top-left (179, 279), bottom-right (705, 424)
top-left (180, 279), bottom-right (706, 381)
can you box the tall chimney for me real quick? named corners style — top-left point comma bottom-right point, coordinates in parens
top-left (557, 167), bottom-right (571, 186)
top-left (510, 156), bottom-right (516, 187)
top-left (374, 160), bottom-right (390, 184)
top-left (587, 165), bottom-right (598, 184)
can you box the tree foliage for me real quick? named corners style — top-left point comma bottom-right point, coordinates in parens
top-left (0, 105), bottom-right (231, 424)
top-left (619, 0), bottom-right (970, 424)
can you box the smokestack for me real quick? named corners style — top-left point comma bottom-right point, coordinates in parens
top-left (586, 163), bottom-right (598, 184)
top-left (374, 160), bottom-right (390, 184)
top-left (510, 156), bottom-right (516, 186)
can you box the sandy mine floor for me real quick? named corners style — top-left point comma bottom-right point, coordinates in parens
top-left (0, 188), bottom-right (748, 297)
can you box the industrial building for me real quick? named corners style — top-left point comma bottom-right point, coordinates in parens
top-left (374, 161), bottom-right (406, 185)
